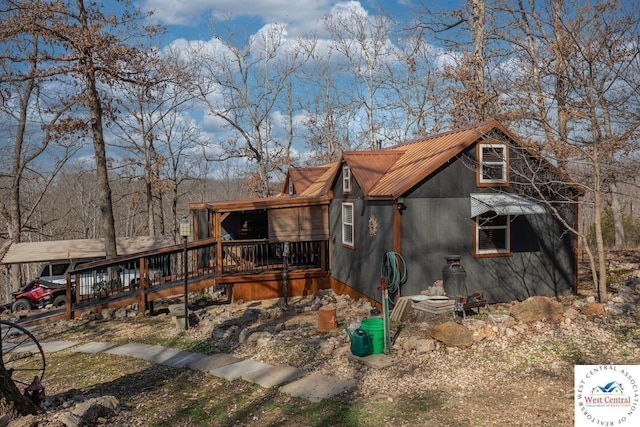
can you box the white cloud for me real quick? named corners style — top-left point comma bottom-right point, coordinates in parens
top-left (139, 0), bottom-right (335, 36)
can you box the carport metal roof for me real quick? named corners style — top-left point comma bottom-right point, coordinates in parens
top-left (1, 236), bottom-right (177, 265)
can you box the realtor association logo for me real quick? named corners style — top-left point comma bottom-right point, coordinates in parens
top-left (575, 365), bottom-right (640, 426)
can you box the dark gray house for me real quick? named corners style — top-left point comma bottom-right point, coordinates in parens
top-left (313, 119), bottom-right (582, 303)
top-left (193, 119), bottom-right (582, 305)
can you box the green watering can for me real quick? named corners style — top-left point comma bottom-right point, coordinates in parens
top-left (344, 326), bottom-right (372, 357)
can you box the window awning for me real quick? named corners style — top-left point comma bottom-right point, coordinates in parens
top-left (470, 193), bottom-right (547, 217)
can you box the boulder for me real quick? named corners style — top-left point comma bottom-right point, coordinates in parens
top-left (563, 307), bottom-right (580, 320)
top-left (429, 322), bottom-right (474, 348)
top-left (582, 303), bottom-right (605, 317)
top-left (510, 296), bottom-right (563, 322)
top-left (487, 314), bottom-right (515, 328)
top-left (464, 318), bottom-right (495, 342)
top-left (69, 396), bottom-right (119, 426)
top-left (415, 338), bottom-right (437, 354)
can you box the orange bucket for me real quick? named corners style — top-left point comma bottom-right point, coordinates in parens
top-left (317, 305), bottom-right (337, 332)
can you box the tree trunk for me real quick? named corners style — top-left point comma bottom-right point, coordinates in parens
top-left (471, 0), bottom-right (486, 121)
top-left (609, 180), bottom-right (625, 249)
top-left (77, 0), bottom-right (117, 259)
top-left (553, 0), bottom-right (569, 170)
top-left (0, 342), bottom-right (39, 416)
top-left (593, 187), bottom-right (608, 303)
top-left (146, 179), bottom-right (155, 236)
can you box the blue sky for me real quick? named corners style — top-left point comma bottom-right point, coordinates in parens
top-left (119, 0), bottom-right (441, 173)
top-left (137, 0), bottom-right (415, 43)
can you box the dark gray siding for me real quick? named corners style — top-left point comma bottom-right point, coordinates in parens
top-left (398, 199), bottom-right (574, 302)
top-left (399, 149), bottom-right (576, 303)
top-left (330, 170), bottom-right (395, 302)
top-left (329, 141), bottom-right (576, 304)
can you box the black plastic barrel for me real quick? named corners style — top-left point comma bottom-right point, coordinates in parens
top-left (442, 255), bottom-right (467, 299)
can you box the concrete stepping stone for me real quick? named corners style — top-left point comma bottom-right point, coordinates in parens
top-left (186, 354), bottom-right (241, 373)
top-left (106, 342), bottom-right (154, 357)
top-left (134, 345), bottom-right (185, 364)
top-left (279, 372), bottom-right (355, 403)
top-left (160, 351), bottom-right (208, 369)
top-left (132, 345), bottom-right (206, 369)
top-left (346, 353), bottom-right (394, 369)
top-left (2, 342), bottom-right (22, 353)
top-left (241, 364), bottom-right (308, 388)
top-left (72, 342), bottom-right (116, 354)
top-left (210, 359), bottom-right (272, 381)
top-left (3, 341), bottom-right (78, 354)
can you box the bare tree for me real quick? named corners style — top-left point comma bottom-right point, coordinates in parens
top-left (298, 37), bottom-right (357, 163)
top-left (0, 0), bottom-right (161, 411)
top-left (0, 10), bottom-right (81, 291)
top-left (109, 48), bottom-right (195, 236)
top-left (185, 22), bottom-right (311, 196)
top-left (489, 0), bottom-right (640, 301)
top-left (18, 0), bottom-right (162, 257)
top-left (157, 103), bottom-right (205, 239)
top-left (322, 4), bottom-right (396, 149)
top-left (413, 0), bottom-right (493, 125)
top-left (381, 29), bottom-right (446, 140)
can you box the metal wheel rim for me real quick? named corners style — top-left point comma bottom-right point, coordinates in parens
top-left (1, 320), bottom-right (46, 387)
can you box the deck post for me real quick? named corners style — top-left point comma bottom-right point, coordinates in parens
top-left (139, 257), bottom-right (147, 314)
top-left (214, 211), bottom-right (223, 277)
top-left (180, 215), bottom-right (191, 331)
top-left (66, 273), bottom-right (73, 320)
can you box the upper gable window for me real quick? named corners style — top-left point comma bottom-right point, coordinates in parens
top-left (478, 143), bottom-right (508, 185)
top-left (342, 166), bottom-right (352, 194)
top-left (287, 179), bottom-right (294, 195)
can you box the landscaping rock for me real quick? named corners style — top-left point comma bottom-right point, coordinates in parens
top-left (488, 313), bottom-right (516, 328)
top-left (582, 303), bottom-right (605, 317)
top-left (71, 395), bottom-right (119, 425)
top-left (563, 307), bottom-right (580, 320)
top-left (510, 296), bottom-right (563, 322)
top-left (7, 414), bottom-right (38, 427)
top-left (429, 321), bottom-right (474, 348)
top-left (415, 338), bottom-right (437, 354)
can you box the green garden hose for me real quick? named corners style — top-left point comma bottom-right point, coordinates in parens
top-left (381, 251), bottom-right (407, 299)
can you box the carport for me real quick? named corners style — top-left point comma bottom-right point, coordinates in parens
top-left (1, 236), bottom-right (176, 303)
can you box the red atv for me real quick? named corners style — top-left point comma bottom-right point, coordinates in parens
top-left (11, 278), bottom-right (69, 312)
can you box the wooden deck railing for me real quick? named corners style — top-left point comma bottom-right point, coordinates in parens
top-left (65, 238), bottom-right (328, 317)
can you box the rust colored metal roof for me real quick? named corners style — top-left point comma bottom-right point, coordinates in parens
top-left (367, 124), bottom-right (490, 198)
top-left (195, 119), bottom-right (581, 210)
top-left (298, 162), bottom-right (340, 197)
top-left (342, 151), bottom-right (404, 194)
top-left (290, 120), bottom-right (507, 201)
top-left (286, 165), bottom-right (334, 195)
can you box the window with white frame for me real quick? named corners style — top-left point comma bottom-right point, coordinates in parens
top-left (479, 144), bottom-right (507, 184)
top-left (475, 213), bottom-right (510, 254)
top-left (342, 166), bottom-right (351, 193)
top-left (287, 179), bottom-right (294, 195)
top-left (342, 202), bottom-right (354, 247)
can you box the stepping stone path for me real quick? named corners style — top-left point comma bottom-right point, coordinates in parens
top-left (35, 340), bottom-right (356, 402)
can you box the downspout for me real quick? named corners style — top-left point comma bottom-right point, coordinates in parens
top-left (393, 198), bottom-right (405, 253)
